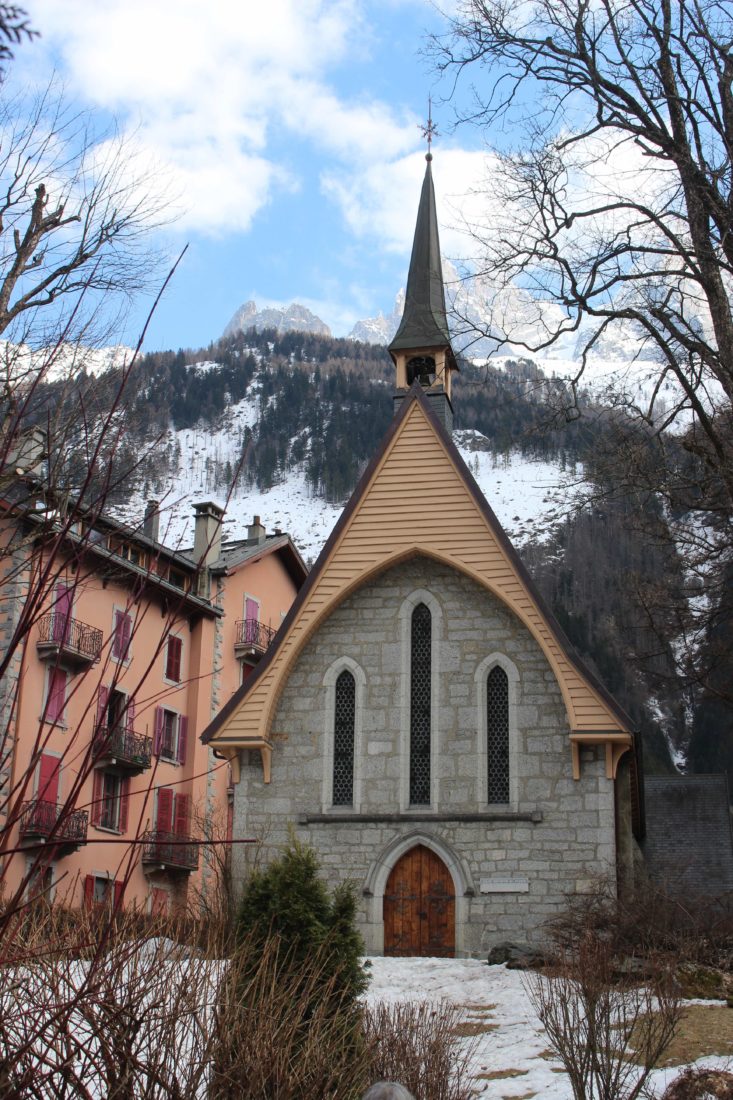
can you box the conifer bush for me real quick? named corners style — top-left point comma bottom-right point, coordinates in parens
top-left (235, 834), bottom-right (369, 1003)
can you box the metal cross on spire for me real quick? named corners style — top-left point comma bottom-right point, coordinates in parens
top-left (420, 96), bottom-right (438, 161)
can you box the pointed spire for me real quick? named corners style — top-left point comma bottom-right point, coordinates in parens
top-left (389, 155), bottom-right (453, 357)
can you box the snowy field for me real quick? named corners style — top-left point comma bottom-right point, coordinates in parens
top-left (366, 957), bottom-right (730, 1099)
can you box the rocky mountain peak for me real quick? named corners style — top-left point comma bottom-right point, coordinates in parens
top-left (223, 300), bottom-right (332, 340)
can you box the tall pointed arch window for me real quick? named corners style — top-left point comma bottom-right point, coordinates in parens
top-left (487, 665), bottom-right (510, 803)
top-left (410, 602), bottom-right (432, 805)
top-left (332, 669), bottom-right (356, 806)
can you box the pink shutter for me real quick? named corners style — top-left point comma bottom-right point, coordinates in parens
top-left (37, 753), bottom-right (60, 804)
top-left (113, 880), bottom-right (124, 908)
top-left (156, 787), bottom-right (174, 833)
top-left (173, 792), bottom-right (190, 837)
top-left (91, 770), bottom-right (104, 826)
top-left (46, 669), bottom-right (67, 723)
top-left (177, 716), bottom-right (188, 765)
top-left (96, 685), bottom-right (109, 730)
top-left (126, 697), bottom-right (136, 732)
top-left (118, 778), bottom-right (130, 833)
top-left (113, 611), bottom-right (131, 660)
top-left (153, 707), bottom-right (164, 755)
top-left (84, 875), bottom-right (95, 908)
top-left (53, 584), bottom-right (73, 643)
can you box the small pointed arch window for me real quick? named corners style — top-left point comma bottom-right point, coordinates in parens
top-left (410, 602), bottom-right (432, 805)
top-left (332, 669), bottom-right (356, 806)
top-left (487, 665), bottom-right (510, 803)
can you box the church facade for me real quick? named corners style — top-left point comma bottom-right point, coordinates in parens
top-left (203, 156), bottom-right (643, 956)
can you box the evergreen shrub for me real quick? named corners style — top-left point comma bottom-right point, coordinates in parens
top-left (235, 834), bottom-right (369, 1003)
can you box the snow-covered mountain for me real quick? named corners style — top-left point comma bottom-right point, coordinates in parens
top-left (349, 260), bottom-right (659, 365)
top-left (222, 300), bottom-right (331, 340)
top-left (113, 359), bottom-right (583, 565)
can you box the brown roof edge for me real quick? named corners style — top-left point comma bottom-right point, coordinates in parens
top-left (201, 380), bottom-right (636, 744)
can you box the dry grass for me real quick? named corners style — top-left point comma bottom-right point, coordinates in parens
top-left (643, 1006), bottom-right (733, 1067)
top-left (475, 1068), bottom-right (529, 1080)
top-left (451, 1019), bottom-right (499, 1037)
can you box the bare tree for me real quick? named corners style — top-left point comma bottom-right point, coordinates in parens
top-left (434, 0), bottom-right (733, 756)
top-left (435, 0), bottom-right (733, 497)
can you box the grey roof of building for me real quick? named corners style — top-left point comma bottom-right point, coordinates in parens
top-left (642, 774), bottom-right (733, 896)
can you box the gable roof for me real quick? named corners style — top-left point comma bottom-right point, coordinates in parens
top-left (202, 382), bottom-right (635, 747)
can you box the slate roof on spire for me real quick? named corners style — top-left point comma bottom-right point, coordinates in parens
top-left (389, 158), bottom-right (454, 358)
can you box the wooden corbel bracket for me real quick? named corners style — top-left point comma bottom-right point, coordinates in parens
top-left (213, 739), bottom-right (273, 784)
top-left (569, 732), bottom-right (633, 781)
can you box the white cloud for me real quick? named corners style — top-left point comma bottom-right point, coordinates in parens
top-left (321, 147), bottom-right (499, 258)
top-left (18, 0), bottom-right (421, 236)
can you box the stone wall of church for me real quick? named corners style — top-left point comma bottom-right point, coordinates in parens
top-left (232, 556), bottom-right (616, 956)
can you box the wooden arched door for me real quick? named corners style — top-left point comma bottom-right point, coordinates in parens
top-left (383, 845), bottom-right (455, 957)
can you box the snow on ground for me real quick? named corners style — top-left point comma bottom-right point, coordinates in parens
top-left (366, 957), bottom-right (730, 1099)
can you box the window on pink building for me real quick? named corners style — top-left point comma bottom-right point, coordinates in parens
top-left (112, 609), bottom-right (132, 661)
top-left (45, 668), bottom-right (68, 724)
top-left (165, 635), bottom-right (182, 682)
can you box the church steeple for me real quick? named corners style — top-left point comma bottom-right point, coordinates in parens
top-left (389, 149), bottom-right (458, 431)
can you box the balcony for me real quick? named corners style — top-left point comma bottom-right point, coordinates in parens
top-left (234, 618), bottom-right (276, 660)
top-left (36, 613), bottom-right (103, 668)
top-left (19, 799), bottom-right (89, 854)
top-left (93, 725), bottom-right (153, 774)
top-left (141, 830), bottom-right (199, 873)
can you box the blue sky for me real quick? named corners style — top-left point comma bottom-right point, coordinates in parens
top-left (7, 0), bottom-right (493, 352)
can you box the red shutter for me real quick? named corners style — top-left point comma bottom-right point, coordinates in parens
top-left (173, 792), bottom-right (190, 837)
top-left (37, 753), bottom-right (60, 804)
top-left (177, 716), bottom-right (188, 765)
top-left (46, 668), bottom-right (67, 723)
top-left (113, 880), bottom-right (124, 909)
top-left (96, 685), bottom-right (109, 730)
top-left (166, 636), bottom-right (182, 682)
top-left (126, 696), bottom-right (135, 732)
top-left (83, 875), bottom-right (95, 908)
top-left (118, 778), bottom-right (130, 833)
top-left (91, 770), bottom-right (104, 826)
top-left (153, 707), bottom-right (164, 755)
top-left (156, 787), bottom-right (174, 833)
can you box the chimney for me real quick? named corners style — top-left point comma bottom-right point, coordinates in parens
top-left (143, 499), bottom-right (160, 542)
top-left (193, 501), bottom-right (224, 595)
top-left (247, 515), bottom-right (266, 544)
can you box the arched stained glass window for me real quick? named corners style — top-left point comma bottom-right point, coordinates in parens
top-left (332, 669), bottom-right (355, 806)
top-left (409, 602), bottom-right (432, 805)
top-left (487, 665), bottom-right (510, 803)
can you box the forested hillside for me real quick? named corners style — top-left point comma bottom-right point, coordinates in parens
top-left (33, 328), bottom-right (732, 779)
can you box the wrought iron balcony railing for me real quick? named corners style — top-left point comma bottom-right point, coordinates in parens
top-left (19, 799), bottom-right (89, 848)
top-left (141, 830), bottom-right (198, 872)
top-left (92, 726), bottom-right (153, 772)
top-left (234, 618), bottom-right (276, 654)
top-left (36, 613), bottom-right (103, 665)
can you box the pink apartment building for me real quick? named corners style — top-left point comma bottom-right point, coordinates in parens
top-left (0, 487), bottom-right (306, 915)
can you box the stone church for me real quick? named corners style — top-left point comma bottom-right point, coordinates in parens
top-left (202, 153), bottom-right (644, 957)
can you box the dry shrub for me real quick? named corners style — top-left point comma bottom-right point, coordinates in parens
top-left (0, 901), bottom-right (229, 1098)
top-left (547, 876), bottom-right (733, 970)
top-left (524, 930), bottom-right (682, 1100)
top-left (211, 932), bottom-right (371, 1100)
top-left (363, 1000), bottom-right (476, 1100)
top-left (661, 1067), bottom-right (733, 1100)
